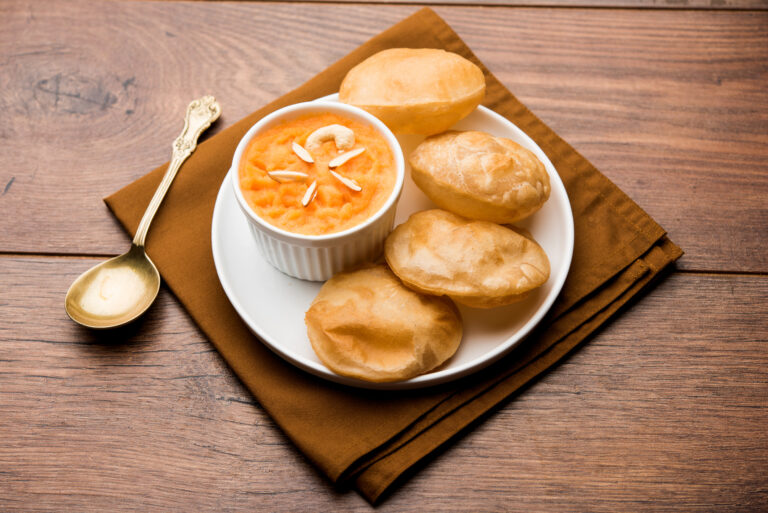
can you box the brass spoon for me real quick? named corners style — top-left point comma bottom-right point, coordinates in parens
top-left (65, 96), bottom-right (221, 329)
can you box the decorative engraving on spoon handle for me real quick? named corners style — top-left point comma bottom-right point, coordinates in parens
top-left (133, 96), bottom-right (222, 247)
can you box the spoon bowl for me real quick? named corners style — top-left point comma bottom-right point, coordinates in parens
top-left (65, 245), bottom-right (160, 329)
top-left (65, 96), bottom-right (221, 329)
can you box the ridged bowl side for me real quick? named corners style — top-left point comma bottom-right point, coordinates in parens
top-left (248, 208), bottom-right (396, 281)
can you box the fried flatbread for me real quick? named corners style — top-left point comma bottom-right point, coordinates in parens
top-left (410, 130), bottom-right (550, 223)
top-left (305, 265), bottom-right (462, 382)
top-left (385, 209), bottom-right (550, 308)
top-left (339, 48), bottom-right (485, 135)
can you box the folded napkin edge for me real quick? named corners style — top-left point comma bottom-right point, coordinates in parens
top-left (354, 236), bottom-right (681, 503)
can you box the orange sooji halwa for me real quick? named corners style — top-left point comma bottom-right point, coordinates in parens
top-left (238, 112), bottom-right (396, 235)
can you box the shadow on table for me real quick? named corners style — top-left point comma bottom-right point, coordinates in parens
top-left (71, 285), bottom-right (170, 353)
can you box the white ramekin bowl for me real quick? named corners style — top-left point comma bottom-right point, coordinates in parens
top-left (231, 100), bottom-right (405, 281)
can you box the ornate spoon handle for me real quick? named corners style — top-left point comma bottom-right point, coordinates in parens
top-left (133, 95), bottom-right (222, 247)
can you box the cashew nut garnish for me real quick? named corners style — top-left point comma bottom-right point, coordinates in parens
top-left (305, 124), bottom-right (355, 153)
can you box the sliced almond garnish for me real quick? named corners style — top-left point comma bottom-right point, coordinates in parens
top-left (301, 180), bottom-right (318, 207)
top-left (328, 147), bottom-right (365, 169)
top-left (292, 141), bottom-right (314, 163)
top-left (267, 170), bottom-right (309, 183)
top-left (330, 170), bottom-right (362, 192)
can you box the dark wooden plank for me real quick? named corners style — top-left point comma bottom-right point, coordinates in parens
top-left (416, 271), bottom-right (768, 512)
top-left (280, 0), bottom-right (768, 8)
top-left (136, 0), bottom-right (768, 9)
top-left (458, 8), bottom-right (768, 274)
top-left (0, 257), bottom-right (369, 511)
top-left (1, 257), bottom-right (766, 511)
top-left (0, 1), bottom-right (766, 272)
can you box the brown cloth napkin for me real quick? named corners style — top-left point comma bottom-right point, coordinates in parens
top-left (105, 8), bottom-right (682, 503)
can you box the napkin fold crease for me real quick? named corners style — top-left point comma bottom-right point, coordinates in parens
top-left (105, 7), bottom-right (682, 504)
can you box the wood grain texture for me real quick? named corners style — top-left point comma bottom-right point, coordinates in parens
top-left (0, 1), bottom-right (766, 272)
top-left (1, 257), bottom-right (766, 511)
top-left (272, 0), bottom-right (768, 8)
top-left (1, 1), bottom-right (766, 510)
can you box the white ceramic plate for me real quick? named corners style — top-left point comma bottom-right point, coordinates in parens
top-left (211, 95), bottom-right (574, 390)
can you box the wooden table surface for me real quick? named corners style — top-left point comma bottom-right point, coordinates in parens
top-left (2, 0), bottom-right (767, 511)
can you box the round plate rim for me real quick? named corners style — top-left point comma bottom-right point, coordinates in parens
top-left (211, 98), bottom-right (574, 390)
